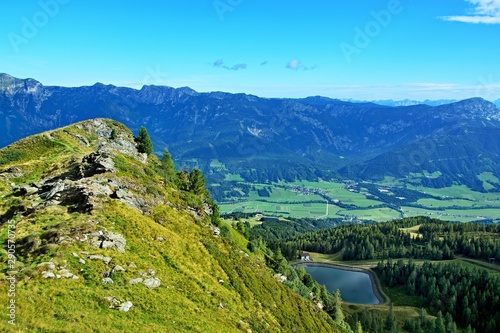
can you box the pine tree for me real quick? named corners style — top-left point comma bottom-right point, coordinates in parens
top-left (136, 126), bottom-right (153, 155)
top-left (333, 289), bottom-right (344, 324)
top-left (435, 311), bottom-right (445, 333)
top-left (355, 321), bottom-right (363, 333)
top-left (385, 303), bottom-right (395, 331)
top-left (272, 248), bottom-right (288, 274)
top-left (160, 148), bottom-right (177, 181)
top-left (188, 168), bottom-right (205, 195)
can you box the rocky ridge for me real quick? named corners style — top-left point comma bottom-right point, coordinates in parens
top-left (0, 118), bottom-right (343, 333)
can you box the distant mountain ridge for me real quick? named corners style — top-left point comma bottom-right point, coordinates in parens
top-left (1, 73), bottom-right (500, 190)
top-left (345, 98), bottom-right (459, 107)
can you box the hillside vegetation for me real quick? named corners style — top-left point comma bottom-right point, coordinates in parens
top-left (262, 216), bottom-right (500, 332)
top-left (0, 119), bottom-right (345, 332)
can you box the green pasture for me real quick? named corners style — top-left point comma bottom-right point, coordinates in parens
top-left (219, 178), bottom-right (500, 221)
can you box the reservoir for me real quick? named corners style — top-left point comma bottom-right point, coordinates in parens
top-left (303, 265), bottom-right (381, 305)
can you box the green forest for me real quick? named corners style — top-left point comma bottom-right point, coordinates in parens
top-left (261, 217), bottom-right (500, 262)
top-left (241, 216), bottom-right (500, 332)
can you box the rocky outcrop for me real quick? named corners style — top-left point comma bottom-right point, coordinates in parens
top-left (37, 261), bottom-right (79, 280)
top-left (110, 188), bottom-right (147, 213)
top-left (86, 230), bottom-right (127, 253)
top-left (76, 151), bottom-right (116, 178)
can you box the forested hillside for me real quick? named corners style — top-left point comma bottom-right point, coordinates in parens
top-left (267, 217), bottom-right (500, 262)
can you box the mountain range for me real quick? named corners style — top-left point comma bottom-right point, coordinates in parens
top-left (344, 98), bottom-right (459, 107)
top-left (2, 73), bottom-right (500, 191)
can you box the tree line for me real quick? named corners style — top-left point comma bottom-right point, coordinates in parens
top-left (267, 216), bottom-right (500, 262)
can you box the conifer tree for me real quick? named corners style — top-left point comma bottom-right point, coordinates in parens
top-left (136, 126), bottom-right (153, 155)
top-left (385, 303), bottom-right (395, 331)
top-left (188, 168), bottom-right (205, 195)
top-left (435, 311), bottom-right (445, 333)
top-left (161, 148), bottom-right (176, 180)
top-left (333, 289), bottom-right (344, 324)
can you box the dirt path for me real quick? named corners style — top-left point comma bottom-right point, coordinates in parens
top-left (456, 256), bottom-right (500, 273)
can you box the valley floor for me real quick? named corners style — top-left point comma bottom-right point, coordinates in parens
top-left (219, 179), bottom-right (500, 223)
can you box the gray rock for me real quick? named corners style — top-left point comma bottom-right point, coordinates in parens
top-left (37, 262), bottom-right (56, 271)
top-left (127, 262), bottom-right (137, 268)
top-left (129, 278), bottom-right (143, 285)
top-left (88, 254), bottom-right (104, 261)
top-left (119, 301), bottom-right (133, 312)
top-left (77, 151), bottom-right (116, 179)
top-left (60, 272), bottom-right (75, 279)
top-left (112, 265), bottom-right (126, 273)
top-left (74, 134), bottom-right (90, 147)
top-left (102, 277), bottom-right (114, 284)
top-left (88, 254), bottom-right (112, 265)
top-left (143, 277), bottom-right (161, 289)
top-left (100, 240), bottom-right (114, 249)
top-left (79, 258), bottom-right (86, 264)
top-left (42, 271), bottom-right (55, 279)
top-left (40, 181), bottom-right (65, 200)
top-left (101, 232), bottom-right (127, 253)
top-left (146, 268), bottom-right (155, 276)
top-left (112, 189), bottom-right (147, 213)
top-left (19, 185), bottom-right (38, 195)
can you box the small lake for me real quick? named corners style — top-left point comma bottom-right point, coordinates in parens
top-left (304, 265), bottom-right (381, 305)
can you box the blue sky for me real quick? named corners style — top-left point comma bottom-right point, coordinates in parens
top-left (1, 0), bottom-right (500, 100)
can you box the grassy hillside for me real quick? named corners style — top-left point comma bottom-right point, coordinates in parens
top-left (0, 119), bottom-right (344, 333)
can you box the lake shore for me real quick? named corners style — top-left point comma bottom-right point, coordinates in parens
top-left (294, 262), bottom-right (387, 305)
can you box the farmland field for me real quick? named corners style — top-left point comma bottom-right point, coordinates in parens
top-left (218, 178), bottom-right (500, 222)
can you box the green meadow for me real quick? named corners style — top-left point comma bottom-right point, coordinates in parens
top-left (219, 178), bottom-right (500, 222)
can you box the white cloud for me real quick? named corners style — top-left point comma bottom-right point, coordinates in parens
top-left (286, 59), bottom-right (300, 70)
top-left (440, 0), bottom-right (500, 24)
top-left (285, 59), bottom-right (316, 71)
top-left (212, 59), bottom-right (247, 70)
